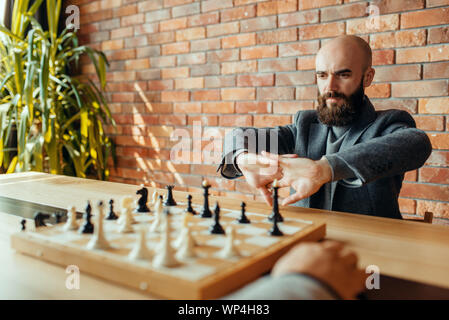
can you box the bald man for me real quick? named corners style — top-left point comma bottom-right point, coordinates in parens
top-left (219, 35), bottom-right (431, 219)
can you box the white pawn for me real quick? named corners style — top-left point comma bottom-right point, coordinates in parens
top-left (150, 191), bottom-right (158, 208)
top-left (128, 228), bottom-right (153, 261)
top-left (152, 214), bottom-right (180, 268)
top-left (118, 196), bottom-right (136, 226)
top-left (218, 225), bottom-right (240, 259)
top-left (175, 226), bottom-right (196, 260)
top-left (64, 206), bottom-right (79, 231)
top-left (149, 196), bottom-right (164, 233)
top-left (118, 198), bottom-right (134, 233)
top-left (87, 201), bottom-right (111, 250)
top-left (173, 212), bottom-right (196, 249)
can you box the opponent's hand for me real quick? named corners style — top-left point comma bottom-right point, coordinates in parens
top-left (236, 152), bottom-right (282, 206)
top-left (262, 151), bottom-right (332, 206)
top-left (271, 241), bottom-right (366, 300)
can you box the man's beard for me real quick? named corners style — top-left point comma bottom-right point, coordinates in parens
top-left (316, 81), bottom-right (365, 127)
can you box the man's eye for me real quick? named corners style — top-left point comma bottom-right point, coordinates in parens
top-left (317, 74), bottom-right (327, 79)
top-left (340, 73), bottom-right (350, 78)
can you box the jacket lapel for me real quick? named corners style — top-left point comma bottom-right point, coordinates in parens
top-left (307, 123), bottom-right (329, 160)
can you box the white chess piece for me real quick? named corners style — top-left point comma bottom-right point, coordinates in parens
top-left (149, 196), bottom-right (164, 233)
top-left (152, 214), bottom-right (180, 268)
top-left (128, 228), bottom-right (153, 261)
top-left (175, 226), bottom-right (196, 260)
top-left (87, 201), bottom-right (111, 250)
top-left (173, 212), bottom-right (196, 249)
top-left (118, 196), bottom-right (136, 226)
top-left (218, 225), bottom-right (240, 259)
top-left (64, 206), bottom-right (79, 231)
top-left (150, 191), bottom-right (158, 208)
top-left (118, 197), bottom-right (135, 233)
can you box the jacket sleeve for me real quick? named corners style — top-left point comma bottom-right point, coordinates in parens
top-left (223, 274), bottom-right (338, 300)
top-left (325, 110), bottom-right (432, 187)
top-left (218, 113), bottom-right (299, 179)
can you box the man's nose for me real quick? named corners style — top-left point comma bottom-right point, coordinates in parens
top-left (326, 74), bottom-right (339, 92)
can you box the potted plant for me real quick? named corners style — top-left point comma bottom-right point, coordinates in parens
top-left (0, 0), bottom-right (116, 180)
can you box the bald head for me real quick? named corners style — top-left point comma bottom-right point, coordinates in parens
top-left (317, 35), bottom-right (372, 73)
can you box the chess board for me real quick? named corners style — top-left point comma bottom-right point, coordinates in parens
top-left (10, 201), bottom-right (326, 299)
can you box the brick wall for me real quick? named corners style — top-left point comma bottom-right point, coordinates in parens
top-left (68, 0), bottom-right (449, 224)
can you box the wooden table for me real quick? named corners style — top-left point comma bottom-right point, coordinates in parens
top-left (1, 172), bottom-right (449, 299)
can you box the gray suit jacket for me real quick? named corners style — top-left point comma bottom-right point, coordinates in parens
top-left (218, 96), bottom-right (432, 219)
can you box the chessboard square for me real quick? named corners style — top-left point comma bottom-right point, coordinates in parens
top-left (245, 235), bottom-right (281, 247)
top-left (223, 211), bottom-right (240, 219)
top-left (278, 225), bottom-right (302, 235)
top-left (205, 236), bottom-right (226, 247)
top-left (237, 226), bottom-right (267, 236)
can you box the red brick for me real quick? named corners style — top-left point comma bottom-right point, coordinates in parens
top-left (256, 0), bottom-right (297, 16)
top-left (298, 0), bottom-right (342, 10)
top-left (401, 8), bottom-right (449, 29)
top-left (192, 90), bottom-right (220, 101)
top-left (148, 31), bottom-right (175, 45)
top-left (162, 67), bottom-right (189, 79)
top-left (365, 84), bottom-right (391, 98)
top-left (374, 65), bottom-right (421, 82)
top-left (113, 4), bottom-right (137, 18)
top-left (161, 91), bottom-right (190, 102)
top-left (222, 61), bottom-right (257, 74)
top-left (174, 102), bottom-right (202, 113)
top-left (150, 56), bottom-right (176, 68)
top-left (392, 80), bottom-right (448, 98)
top-left (276, 71), bottom-right (316, 85)
top-left (279, 41), bottom-right (320, 57)
top-left (370, 30), bottom-right (426, 50)
top-left (297, 56), bottom-right (316, 70)
top-left (175, 77), bottom-right (204, 89)
top-left (221, 88), bottom-right (256, 101)
top-left (237, 74), bottom-right (274, 87)
top-left (296, 86), bottom-right (318, 100)
top-left (423, 62), bottom-right (449, 79)
top-left (158, 114), bottom-right (187, 126)
top-left (124, 58), bottom-right (150, 71)
top-left (420, 167), bottom-right (449, 184)
top-left (222, 33), bottom-right (256, 49)
top-left (134, 23), bottom-right (159, 35)
top-left (300, 22), bottom-right (345, 40)
top-left (428, 27), bottom-right (449, 44)
top-left (177, 53), bottom-right (206, 65)
top-left (404, 170), bottom-right (418, 182)
top-left (162, 42), bottom-right (190, 55)
top-left (136, 70), bottom-right (161, 81)
top-left (278, 10), bottom-right (319, 27)
top-left (414, 116), bottom-right (445, 131)
top-left (147, 80), bottom-right (174, 91)
top-left (398, 198), bottom-right (416, 214)
top-left (172, 2), bottom-right (200, 18)
top-left (107, 71), bottom-right (136, 81)
top-left (84, 10), bottom-right (113, 24)
top-left (417, 200), bottom-right (449, 219)
top-left (191, 164), bottom-right (219, 175)
top-left (121, 13), bottom-right (144, 27)
top-left (160, 17), bottom-right (187, 32)
top-left (259, 58), bottom-right (297, 72)
top-left (426, 151), bottom-right (449, 167)
top-left (191, 64), bottom-right (220, 77)
top-left (321, 2), bottom-right (367, 22)
top-left (201, 0), bottom-right (233, 13)
top-left (207, 21), bottom-right (240, 37)
top-left (428, 133), bottom-right (449, 149)
top-left (419, 98), bottom-right (449, 114)
top-left (124, 35), bottom-right (148, 48)
top-left (401, 183), bottom-right (449, 202)
top-left (376, 0), bottom-right (424, 14)
top-left (111, 93), bottom-right (135, 103)
top-left (373, 97), bottom-right (418, 113)
top-left (101, 0), bottom-right (124, 10)
top-left (241, 45), bottom-right (277, 60)
top-left (101, 39), bottom-right (124, 51)
top-left (204, 75), bottom-right (236, 88)
top-left (187, 12), bottom-right (219, 27)
top-left (396, 45), bottom-right (449, 63)
top-left (164, 0), bottom-right (192, 7)
top-left (221, 5), bottom-right (256, 22)
top-left (257, 29), bottom-right (297, 44)
top-left (176, 27), bottom-right (205, 41)
top-left (254, 115), bottom-right (292, 127)
top-left (347, 14), bottom-right (399, 34)
top-left (111, 27), bottom-right (133, 39)
top-left (273, 101), bottom-right (314, 113)
top-left (236, 102), bottom-right (271, 114)
top-left (207, 49), bottom-right (239, 63)
top-left (219, 115), bottom-right (253, 127)
top-left (188, 115), bottom-right (218, 126)
top-left (257, 87), bottom-right (295, 101)
top-left (191, 38), bottom-right (221, 52)
top-left (372, 50), bottom-right (395, 66)
top-left (202, 102), bottom-right (234, 113)
top-left (240, 16), bottom-right (277, 32)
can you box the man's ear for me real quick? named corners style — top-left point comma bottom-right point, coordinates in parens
top-left (363, 67), bottom-right (375, 87)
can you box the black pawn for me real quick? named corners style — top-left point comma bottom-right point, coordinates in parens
top-left (268, 185), bottom-right (283, 223)
top-left (106, 199), bottom-right (118, 220)
top-left (80, 201), bottom-right (94, 234)
top-left (34, 212), bottom-right (50, 228)
top-left (186, 195), bottom-right (197, 215)
top-left (135, 187), bottom-right (150, 213)
top-left (210, 202), bottom-right (225, 235)
top-left (21, 219), bottom-right (26, 231)
top-left (269, 215), bottom-right (283, 236)
top-left (200, 183), bottom-right (212, 218)
top-left (164, 185), bottom-right (177, 206)
top-left (237, 202), bottom-right (250, 224)
top-left (54, 212), bottom-right (64, 224)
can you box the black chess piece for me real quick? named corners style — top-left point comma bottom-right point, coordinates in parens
top-left (164, 185), bottom-right (177, 206)
top-left (80, 201), bottom-right (94, 234)
top-left (106, 199), bottom-right (118, 220)
top-left (210, 202), bottom-right (225, 235)
top-left (200, 182), bottom-right (212, 218)
top-left (185, 194), bottom-right (197, 215)
top-left (269, 214), bottom-right (283, 236)
top-left (268, 183), bottom-right (284, 223)
top-left (53, 212), bottom-right (64, 224)
top-left (34, 212), bottom-right (50, 228)
top-left (237, 202), bottom-right (250, 224)
top-left (135, 187), bottom-right (150, 213)
top-left (21, 219), bottom-right (26, 231)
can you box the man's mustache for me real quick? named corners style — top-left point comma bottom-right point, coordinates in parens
top-left (320, 91), bottom-right (348, 100)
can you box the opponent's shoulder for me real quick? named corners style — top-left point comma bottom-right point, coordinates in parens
top-left (374, 108), bottom-right (416, 127)
top-left (293, 109), bottom-right (318, 124)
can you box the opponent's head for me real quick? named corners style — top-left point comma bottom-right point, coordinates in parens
top-left (315, 35), bottom-right (375, 126)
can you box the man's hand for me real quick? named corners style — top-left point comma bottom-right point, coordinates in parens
top-left (236, 152), bottom-right (282, 206)
top-left (262, 151), bottom-right (332, 206)
top-left (271, 241), bottom-right (366, 300)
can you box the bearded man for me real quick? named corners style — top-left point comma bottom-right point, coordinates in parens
top-left (218, 35), bottom-right (431, 219)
